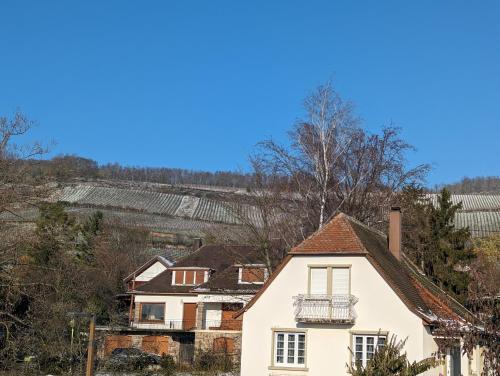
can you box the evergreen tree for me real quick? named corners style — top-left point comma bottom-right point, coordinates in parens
top-left (424, 189), bottom-right (473, 302)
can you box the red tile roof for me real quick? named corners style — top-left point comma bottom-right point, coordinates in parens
top-left (290, 213), bottom-right (367, 254)
top-left (239, 212), bottom-right (471, 324)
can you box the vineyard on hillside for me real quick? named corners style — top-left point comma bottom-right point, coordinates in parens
top-left (51, 184), bottom-right (263, 226)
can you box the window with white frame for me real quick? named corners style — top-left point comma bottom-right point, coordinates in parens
top-left (238, 265), bottom-right (268, 284)
top-left (273, 331), bottom-right (306, 368)
top-left (352, 334), bottom-right (386, 368)
top-left (309, 266), bottom-right (350, 295)
top-left (171, 269), bottom-right (208, 286)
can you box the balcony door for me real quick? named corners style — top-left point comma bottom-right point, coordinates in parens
top-left (182, 303), bottom-right (197, 330)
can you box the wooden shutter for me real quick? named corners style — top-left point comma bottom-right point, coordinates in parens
top-left (309, 267), bottom-right (328, 295)
top-left (332, 267), bottom-right (350, 295)
top-left (141, 336), bottom-right (169, 356)
top-left (185, 271), bottom-right (195, 285)
top-left (242, 267), bottom-right (265, 283)
top-left (195, 271), bottom-right (205, 284)
top-left (182, 303), bottom-right (197, 330)
top-left (175, 270), bottom-right (184, 284)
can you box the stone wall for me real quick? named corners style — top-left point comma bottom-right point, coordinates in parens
top-left (97, 332), bottom-right (193, 361)
top-left (194, 331), bottom-right (242, 364)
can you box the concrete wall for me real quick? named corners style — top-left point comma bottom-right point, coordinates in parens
top-left (240, 255), bottom-right (444, 376)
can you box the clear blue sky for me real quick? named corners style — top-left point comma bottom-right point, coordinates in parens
top-left (1, 1), bottom-right (499, 186)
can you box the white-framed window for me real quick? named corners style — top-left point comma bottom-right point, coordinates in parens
top-left (352, 334), bottom-right (386, 368)
top-left (238, 264), bottom-right (268, 285)
top-left (171, 269), bottom-right (208, 286)
top-left (308, 266), bottom-right (350, 295)
top-left (273, 331), bottom-right (306, 368)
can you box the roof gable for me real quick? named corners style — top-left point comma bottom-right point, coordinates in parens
top-left (123, 255), bottom-right (173, 283)
top-left (239, 213), bottom-right (470, 323)
top-left (290, 213), bottom-right (366, 254)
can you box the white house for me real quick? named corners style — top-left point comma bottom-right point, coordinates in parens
top-left (102, 244), bottom-right (268, 363)
top-left (238, 209), bottom-right (482, 376)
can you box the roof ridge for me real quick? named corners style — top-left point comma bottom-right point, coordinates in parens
top-left (342, 213), bottom-right (388, 239)
top-left (339, 214), bottom-right (369, 252)
top-left (289, 212), bottom-right (367, 254)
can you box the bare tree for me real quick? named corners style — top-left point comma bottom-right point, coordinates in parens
top-left (255, 81), bottom-right (429, 233)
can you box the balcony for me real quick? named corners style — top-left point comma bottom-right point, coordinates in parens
top-left (293, 294), bottom-right (358, 324)
top-left (130, 319), bottom-right (242, 331)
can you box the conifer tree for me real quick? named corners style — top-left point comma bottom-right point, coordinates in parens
top-left (424, 188), bottom-right (473, 302)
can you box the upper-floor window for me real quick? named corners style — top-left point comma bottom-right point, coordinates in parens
top-left (171, 269), bottom-right (208, 286)
top-left (308, 266), bottom-right (350, 295)
top-left (238, 265), bottom-right (268, 284)
top-left (139, 303), bottom-right (165, 322)
top-left (352, 334), bottom-right (386, 368)
top-left (273, 331), bottom-right (306, 368)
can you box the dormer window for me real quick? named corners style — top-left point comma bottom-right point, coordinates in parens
top-left (171, 268), bottom-right (209, 286)
top-left (238, 264), bottom-right (268, 285)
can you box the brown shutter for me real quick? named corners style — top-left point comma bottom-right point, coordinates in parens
top-left (242, 267), bottom-right (265, 283)
top-left (141, 336), bottom-right (169, 356)
top-left (195, 271), bottom-right (205, 284)
top-left (175, 270), bottom-right (184, 284)
top-left (182, 303), bottom-right (197, 330)
top-left (104, 335), bottom-right (132, 356)
top-left (213, 337), bottom-right (235, 354)
top-left (185, 270), bottom-right (195, 285)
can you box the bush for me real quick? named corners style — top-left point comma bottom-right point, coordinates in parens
top-left (347, 335), bottom-right (438, 376)
top-left (159, 354), bottom-right (177, 375)
top-left (195, 350), bottom-right (233, 372)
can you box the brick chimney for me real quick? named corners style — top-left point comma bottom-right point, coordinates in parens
top-left (388, 207), bottom-right (402, 260)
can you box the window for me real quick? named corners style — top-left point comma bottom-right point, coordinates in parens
top-left (273, 331), bottom-right (306, 368)
top-left (352, 334), bottom-right (386, 368)
top-left (308, 266), bottom-right (350, 295)
top-left (172, 269), bottom-right (208, 286)
top-left (238, 265), bottom-right (268, 284)
top-left (140, 303), bottom-right (165, 322)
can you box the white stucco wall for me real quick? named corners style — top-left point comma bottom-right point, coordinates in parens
top-left (135, 261), bottom-right (167, 282)
top-left (240, 255), bottom-right (443, 376)
top-left (133, 294), bottom-right (198, 329)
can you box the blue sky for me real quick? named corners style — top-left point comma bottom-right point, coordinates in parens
top-left (1, 1), bottom-right (498, 186)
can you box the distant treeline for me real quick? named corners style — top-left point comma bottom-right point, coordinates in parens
top-left (26, 155), bottom-right (500, 194)
top-left (441, 176), bottom-right (500, 194)
top-left (27, 154), bottom-right (255, 188)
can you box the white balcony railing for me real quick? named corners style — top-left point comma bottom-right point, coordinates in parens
top-left (293, 294), bottom-right (358, 323)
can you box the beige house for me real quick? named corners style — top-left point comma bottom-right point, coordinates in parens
top-left (238, 209), bottom-right (482, 376)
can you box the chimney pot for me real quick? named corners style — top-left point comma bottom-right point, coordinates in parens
top-left (389, 207), bottom-right (402, 260)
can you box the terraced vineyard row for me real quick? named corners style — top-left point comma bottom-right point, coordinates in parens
top-left (52, 184), bottom-right (262, 226)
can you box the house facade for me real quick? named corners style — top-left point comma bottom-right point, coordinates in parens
top-left (101, 244), bottom-right (267, 363)
top-left (239, 209), bottom-right (483, 376)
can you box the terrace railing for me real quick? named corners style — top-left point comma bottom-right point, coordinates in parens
top-left (130, 319), bottom-right (242, 331)
top-left (293, 294), bottom-right (358, 324)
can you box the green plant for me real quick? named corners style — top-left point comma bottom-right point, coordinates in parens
top-left (194, 349), bottom-right (234, 373)
top-left (347, 336), bottom-right (439, 376)
top-left (159, 354), bottom-right (177, 375)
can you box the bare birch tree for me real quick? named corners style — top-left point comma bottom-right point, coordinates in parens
top-left (254, 81), bottom-right (429, 234)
